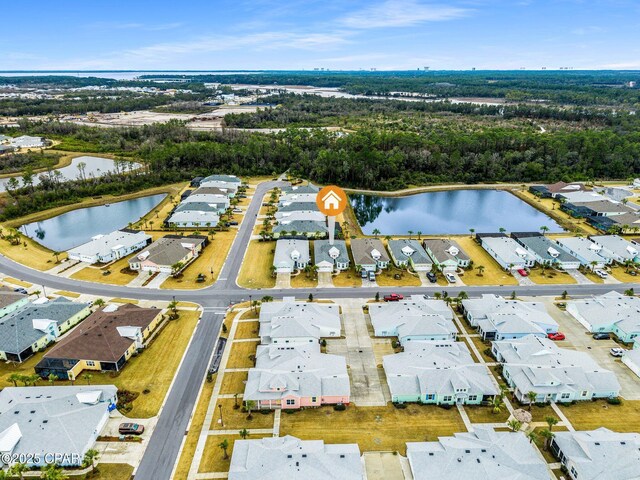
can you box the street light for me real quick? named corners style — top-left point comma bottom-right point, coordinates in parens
top-left (249, 295), bottom-right (252, 312)
top-left (218, 403), bottom-right (224, 427)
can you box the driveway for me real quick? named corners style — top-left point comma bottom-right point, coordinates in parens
top-left (317, 271), bottom-right (333, 288)
top-left (538, 297), bottom-right (640, 400)
top-left (513, 270), bottom-right (534, 286)
top-left (364, 452), bottom-right (409, 480)
top-left (567, 270), bottom-right (594, 285)
top-left (328, 299), bottom-right (387, 406)
top-left (97, 414), bottom-right (158, 468)
top-left (275, 272), bottom-right (291, 288)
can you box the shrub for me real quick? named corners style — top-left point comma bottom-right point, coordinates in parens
top-left (439, 404), bottom-right (452, 410)
top-left (607, 397), bottom-right (623, 405)
top-left (333, 403), bottom-right (346, 411)
top-left (392, 402), bottom-right (407, 409)
top-left (142, 389), bottom-right (150, 395)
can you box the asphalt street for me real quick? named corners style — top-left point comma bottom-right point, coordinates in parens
top-left (0, 179), bottom-right (637, 479)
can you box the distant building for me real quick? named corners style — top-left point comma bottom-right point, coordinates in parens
top-left (0, 385), bottom-right (117, 468)
top-left (229, 436), bottom-right (364, 480)
top-left (67, 230), bottom-right (151, 264)
top-left (407, 428), bottom-right (549, 480)
top-left (590, 235), bottom-right (640, 263)
top-left (10, 135), bottom-right (47, 149)
top-left (529, 181), bottom-right (587, 199)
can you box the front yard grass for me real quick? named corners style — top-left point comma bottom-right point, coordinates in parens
top-left (454, 237), bottom-right (519, 286)
top-left (464, 405), bottom-right (510, 424)
top-left (528, 268), bottom-right (577, 285)
top-left (200, 434), bottom-right (270, 474)
top-left (609, 266), bottom-right (640, 283)
top-left (469, 336), bottom-right (494, 363)
top-left (279, 403), bottom-right (466, 455)
top-left (290, 272), bottom-right (318, 288)
top-left (375, 267), bottom-right (422, 287)
top-left (89, 463), bottom-right (134, 480)
top-left (226, 341), bottom-right (258, 369)
top-left (54, 290), bottom-right (81, 298)
top-left (237, 241), bottom-right (276, 289)
top-left (219, 371), bottom-right (249, 395)
top-left (210, 398), bottom-right (275, 430)
top-left (161, 229), bottom-right (236, 289)
top-left (2, 277), bottom-right (32, 288)
top-left (71, 255), bottom-right (138, 286)
top-left (0, 234), bottom-right (61, 271)
top-left (559, 399), bottom-right (640, 432)
top-left (234, 321), bottom-right (260, 340)
top-left (332, 270), bottom-right (362, 288)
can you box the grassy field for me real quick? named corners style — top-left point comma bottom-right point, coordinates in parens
top-left (200, 434), bottom-right (270, 474)
top-left (528, 267), bottom-right (577, 285)
top-left (161, 230), bottom-right (236, 289)
top-left (237, 241), bottom-right (276, 289)
top-left (2, 277), bottom-right (32, 287)
top-left (375, 266), bottom-right (422, 287)
top-left (290, 272), bottom-right (318, 288)
top-left (454, 236), bottom-right (519, 286)
top-left (0, 309), bottom-right (199, 418)
top-left (279, 403), bottom-right (466, 455)
top-left (332, 268), bottom-right (363, 288)
top-left (71, 256), bottom-right (138, 286)
top-left (210, 398), bottom-right (275, 430)
top-left (0, 233), bottom-right (62, 271)
top-left (219, 371), bottom-right (249, 395)
top-left (225, 341), bottom-right (258, 369)
top-left (464, 405), bottom-right (510, 423)
top-left (88, 463), bottom-right (134, 480)
top-left (234, 321), bottom-right (260, 340)
top-left (560, 400), bottom-right (640, 431)
top-left (609, 265), bottom-right (640, 283)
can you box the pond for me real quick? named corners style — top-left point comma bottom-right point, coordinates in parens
top-left (0, 156), bottom-right (141, 192)
top-left (21, 194), bottom-right (166, 251)
top-left (350, 189), bottom-right (564, 235)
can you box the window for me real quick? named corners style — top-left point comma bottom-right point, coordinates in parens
top-left (561, 393), bottom-right (570, 399)
top-left (570, 466), bottom-right (578, 478)
top-left (443, 396), bottom-right (452, 402)
top-left (311, 397), bottom-right (317, 402)
top-left (581, 391), bottom-right (588, 397)
top-left (86, 361), bottom-right (95, 367)
top-left (468, 395), bottom-right (477, 402)
top-left (286, 399), bottom-right (295, 405)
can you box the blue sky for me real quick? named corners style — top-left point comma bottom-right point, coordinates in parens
top-left (2, 0), bottom-right (640, 70)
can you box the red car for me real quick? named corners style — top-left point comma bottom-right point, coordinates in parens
top-left (547, 332), bottom-right (566, 341)
top-left (383, 294), bottom-right (404, 302)
top-left (517, 269), bottom-right (529, 277)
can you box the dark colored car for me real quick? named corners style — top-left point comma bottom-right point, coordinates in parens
top-left (426, 272), bottom-right (437, 283)
top-left (13, 288), bottom-right (28, 294)
top-left (592, 333), bottom-right (610, 340)
top-left (119, 423), bottom-right (144, 435)
top-left (228, 221), bottom-right (239, 226)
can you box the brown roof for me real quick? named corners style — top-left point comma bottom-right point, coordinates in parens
top-left (193, 187), bottom-right (228, 196)
top-left (546, 181), bottom-right (588, 194)
top-left (43, 304), bottom-right (161, 363)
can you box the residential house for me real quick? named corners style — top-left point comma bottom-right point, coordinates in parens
top-left (191, 186), bottom-right (230, 197)
top-left (0, 287), bottom-right (29, 319)
top-left (461, 294), bottom-right (558, 340)
top-left (587, 213), bottom-right (640, 234)
top-left (550, 428), bottom-right (640, 480)
top-left (406, 428), bottom-right (550, 480)
top-left (190, 176), bottom-right (204, 187)
top-left (258, 299), bottom-right (341, 345)
top-left (166, 209), bottom-right (220, 228)
top-left (244, 344), bottom-right (350, 409)
top-left (10, 135), bottom-right (47, 149)
top-left (595, 186), bottom-right (635, 202)
top-left (280, 184), bottom-right (320, 194)
top-left (479, 235), bottom-right (536, 270)
top-left (275, 202), bottom-right (320, 218)
top-left (562, 200), bottom-right (636, 218)
top-left (0, 145), bottom-right (16, 156)
top-left (0, 135), bottom-right (11, 144)
top-left (279, 193), bottom-right (318, 206)
top-left (198, 174), bottom-right (241, 196)
top-left (556, 191), bottom-right (607, 204)
top-left (529, 181), bottom-right (587, 199)
top-left (383, 341), bottom-right (498, 404)
top-left (35, 304), bottom-right (163, 380)
top-left (229, 436), bottom-right (364, 480)
top-left (512, 233), bottom-right (580, 269)
top-left (555, 237), bottom-right (611, 269)
top-left (276, 210), bottom-right (326, 224)
top-left (273, 220), bottom-right (328, 238)
top-left (590, 235), bottom-right (640, 263)
top-left (566, 291), bottom-right (640, 343)
top-left (314, 240), bottom-right (350, 272)
top-left (622, 348), bottom-right (640, 379)
top-left (492, 335), bottom-right (620, 403)
top-left (0, 385), bottom-right (118, 467)
top-left (181, 193), bottom-right (231, 208)
top-left (350, 238), bottom-right (390, 271)
top-left (67, 229), bottom-right (151, 264)
top-left (0, 298), bottom-right (91, 362)
top-left (369, 295), bottom-right (456, 342)
top-left (387, 239), bottom-right (433, 271)
top-left (423, 239), bottom-right (470, 272)
top-left (128, 235), bottom-right (207, 274)
top-left (273, 239), bottom-right (310, 273)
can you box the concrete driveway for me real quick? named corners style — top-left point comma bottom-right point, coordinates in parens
top-left (275, 272), bottom-right (291, 288)
top-left (317, 271), bottom-right (333, 288)
top-left (364, 452), bottom-right (411, 480)
top-left (538, 297), bottom-right (640, 400)
top-left (96, 414), bottom-right (158, 467)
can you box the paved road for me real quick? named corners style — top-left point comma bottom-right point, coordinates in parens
top-left (0, 179), bottom-right (638, 480)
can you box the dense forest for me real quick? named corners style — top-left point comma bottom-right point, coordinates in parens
top-left (142, 71), bottom-right (640, 106)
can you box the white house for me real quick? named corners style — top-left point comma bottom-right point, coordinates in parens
top-left (273, 239), bottom-right (310, 273)
top-left (480, 236), bottom-right (536, 270)
top-left (258, 299), bottom-right (341, 344)
top-left (314, 240), bottom-right (350, 272)
top-left (555, 237), bottom-right (611, 269)
top-left (590, 235), bottom-right (640, 264)
top-left (10, 135), bottom-right (47, 149)
top-left (67, 230), bottom-right (151, 264)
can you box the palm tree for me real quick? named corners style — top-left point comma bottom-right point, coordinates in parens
top-left (625, 288), bottom-right (635, 297)
top-left (527, 430), bottom-right (537, 444)
top-left (476, 265), bottom-right (485, 276)
top-left (245, 400), bottom-right (256, 420)
top-left (8, 373), bottom-right (22, 387)
top-left (9, 462), bottom-right (28, 480)
top-left (168, 300), bottom-right (179, 317)
top-left (52, 251), bottom-right (61, 263)
top-left (539, 428), bottom-right (555, 450)
top-left (40, 463), bottom-right (68, 480)
top-left (239, 428), bottom-right (249, 439)
top-left (407, 230), bottom-right (413, 239)
top-left (83, 449), bottom-right (99, 474)
top-left (82, 373), bottom-right (93, 385)
top-left (416, 231), bottom-right (422, 240)
top-left (545, 416), bottom-right (559, 431)
top-left (434, 292), bottom-right (442, 300)
top-left (540, 225), bottom-right (549, 236)
top-left (94, 298), bottom-right (105, 308)
top-left (469, 228), bottom-right (475, 238)
top-left (526, 391), bottom-right (537, 409)
top-left (457, 291), bottom-right (468, 301)
top-left (48, 373), bottom-right (58, 386)
top-left (499, 227), bottom-right (506, 234)
top-left (372, 228), bottom-right (380, 238)
top-left (219, 438), bottom-right (230, 460)
top-left (507, 419), bottom-right (522, 432)
top-left (491, 395), bottom-right (505, 414)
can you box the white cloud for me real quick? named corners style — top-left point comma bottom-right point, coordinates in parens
top-left (340, 0), bottom-right (469, 29)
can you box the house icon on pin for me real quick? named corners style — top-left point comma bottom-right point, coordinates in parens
top-left (321, 190), bottom-right (342, 210)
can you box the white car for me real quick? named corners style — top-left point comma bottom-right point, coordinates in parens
top-left (594, 269), bottom-right (608, 279)
top-left (232, 208), bottom-right (242, 213)
top-left (445, 273), bottom-right (456, 283)
top-left (610, 348), bottom-right (625, 357)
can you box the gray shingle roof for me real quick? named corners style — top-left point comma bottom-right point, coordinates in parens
top-left (423, 239), bottom-right (469, 263)
top-left (273, 220), bottom-right (327, 235)
top-left (277, 202), bottom-right (320, 213)
top-left (350, 238), bottom-right (390, 266)
top-left (515, 235), bottom-right (579, 263)
top-left (314, 240), bottom-right (349, 266)
top-left (387, 239), bottom-right (432, 266)
top-left (0, 287), bottom-right (27, 311)
top-left (129, 235), bottom-right (206, 268)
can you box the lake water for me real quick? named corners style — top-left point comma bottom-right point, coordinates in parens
top-left (350, 189), bottom-right (564, 235)
top-left (0, 156), bottom-right (141, 192)
top-left (21, 194), bottom-right (166, 251)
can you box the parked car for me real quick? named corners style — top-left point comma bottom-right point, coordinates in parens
top-left (384, 294), bottom-right (404, 302)
top-left (119, 423), bottom-right (144, 435)
top-left (547, 332), bottom-right (566, 341)
top-left (594, 269), bottom-right (608, 279)
top-left (232, 208), bottom-right (242, 213)
top-left (630, 270), bottom-right (638, 277)
top-left (517, 268), bottom-right (529, 277)
top-left (445, 272), bottom-right (456, 283)
top-left (610, 348), bottom-right (625, 357)
top-left (13, 288), bottom-right (28, 294)
top-left (592, 332), bottom-right (610, 340)
top-left (426, 272), bottom-right (437, 283)
top-left (360, 269), bottom-right (368, 279)
top-left (228, 221), bottom-right (239, 226)
top-left (368, 271), bottom-right (376, 282)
